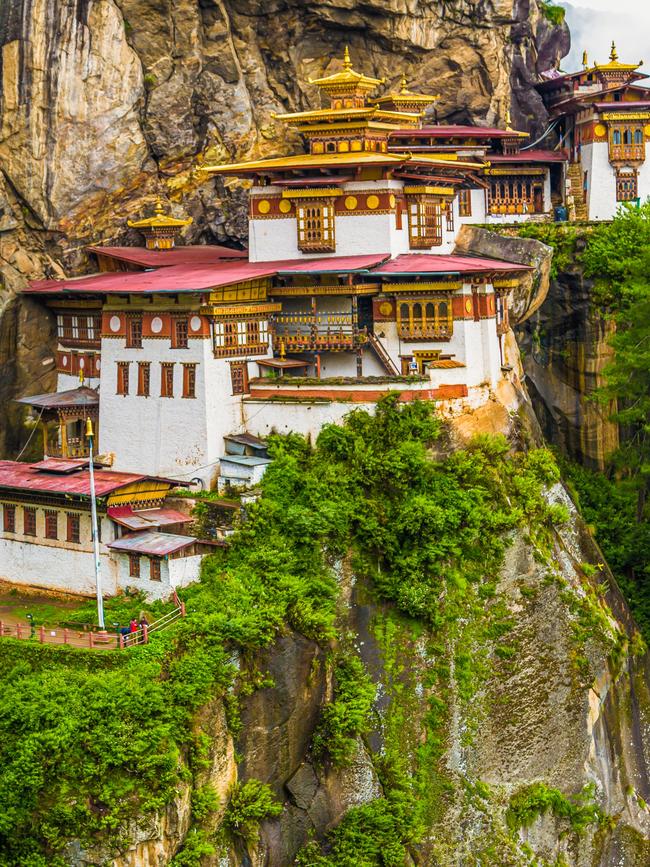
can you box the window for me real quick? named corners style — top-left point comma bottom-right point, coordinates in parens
top-left (296, 200), bottom-right (336, 253)
top-left (161, 362), bottom-right (175, 397)
top-left (616, 170), bottom-right (638, 202)
top-left (67, 513), bottom-right (80, 544)
top-left (126, 316), bottom-right (143, 348)
top-left (444, 201), bottom-right (454, 232)
top-left (230, 361), bottom-right (249, 395)
top-left (150, 558), bottom-right (161, 581)
top-left (129, 553), bottom-right (140, 578)
top-left (23, 507), bottom-right (36, 536)
top-left (137, 362), bottom-right (151, 397)
top-left (173, 317), bottom-right (189, 348)
top-left (396, 296), bottom-right (453, 340)
top-left (635, 128), bottom-right (643, 145)
top-left (458, 189), bottom-right (472, 217)
top-left (44, 510), bottom-right (58, 540)
top-left (3, 504), bottom-right (15, 533)
top-left (117, 362), bottom-right (130, 396)
top-left (407, 196), bottom-right (442, 248)
top-left (613, 129), bottom-right (622, 145)
top-left (182, 363), bottom-right (197, 398)
top-left (211, 319), bottom-right (267, 358)
top-left (623, 129), bottom-right (633, 146)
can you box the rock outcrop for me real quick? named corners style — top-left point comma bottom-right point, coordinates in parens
top-left (516, 268), bottom-right (620, 470)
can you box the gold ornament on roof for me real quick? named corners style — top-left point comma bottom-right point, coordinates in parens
top-left (582, 50), bottom-right (589, 69)
top-left (610, 41), bottom-right (618, 63)
top-left (127, 199), bottom-right (192, 250)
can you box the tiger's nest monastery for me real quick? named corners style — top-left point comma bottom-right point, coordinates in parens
top-left (1, 47), bottom-right (649, 599)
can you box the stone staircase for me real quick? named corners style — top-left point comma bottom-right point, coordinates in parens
top-left (567, 163), bottom-right (588, 220)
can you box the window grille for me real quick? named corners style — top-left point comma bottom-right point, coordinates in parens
top-left (150, 558), bottom-right (161, 581)
top-left (173, 317), bottom-right (189, 348)
top-left (129, 553), bottom-right (140, 578)
top-left (407, 197), bottom-right (443, 249)
top-left (44, 510), bottom-right (58, 540)
top-left (137, 362), bottom-right (151, 396)
top-left (127, 317), bottom-right (143, 348)
top-left (230, 361), bottom-right (249, 395)
top-left (117, 362), bottom-right (130, 396)
top-left (458, 189), bottom-right (472, 217)
top-left (3, 504), bottom-right (15, 533)
top-left (211, 319), bottom-right (267, 358)
top-left (182, 363), bottom-right (196, 398)
top-left (67, 513), bottom-right (80, 544)
top-left (444, 201), bottom-right (454, 232)
top-left (296, 201), bottom-right (336, 253)
top-left (161, 362), bottom-right (175, 398)
top-left (24, 507), bottom-right (37, 536)
top-left (396, 296), bottom-right (454, 340)
top-left (616, 170), bottom-right (638, 202)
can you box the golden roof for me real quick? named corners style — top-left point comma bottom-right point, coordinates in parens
top-left (275, 106), bottom-right (421, 125)
top-left (591, 41), bottom-right (643, 73)
top-left (201, 151), bottom-right (410, 175)
top-left (372, 75), bottom-right (440, 109)
top-left (127, 200), bottom-right (193, 229)
top-left (308, 47), bottom-right (384, 94)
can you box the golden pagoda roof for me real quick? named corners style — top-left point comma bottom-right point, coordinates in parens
top-left (274, 106), bottom-right (421, 126)
top-left (308, 46), bottom-right (384, 94)
top-left (591, 42), bottom-right (643, 73)
top-left (201, 151), bottom-right (410, 175)
top-left (127, 200), bottom-right (193, 229)
top-left (372, 75), bottom-right (440, 109)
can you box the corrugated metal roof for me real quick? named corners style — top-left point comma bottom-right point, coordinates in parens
top-left (88, 245), bottom-right (247, 268)
top-left (369, 254), bottom-right (531, 276)
top-left (108, 531), bottom-right (196, 556)
top-left (220, 455), bottom-right (271, 467)
top-left (256, 358), bottom-right (309, 369)
top-left (16, 386), bottom-right (99, 408)
top-left (29, 458), bottom-right (94, 474)
top-left (390, 126), bottom-right (528, 139)
top-left (224, 433), bottom-right (267, 448)
top-left (488, 150), bottom-right (568, 163)
top-left (25, 255), bottom-right (391, 295)
top-left (0, 461), bottom-right (178, 498)
top-left (107, 506), bottom-right (192, 530)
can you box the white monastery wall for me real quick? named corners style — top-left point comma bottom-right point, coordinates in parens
top-left (99, 336), bottom-right (211, 481)
top-left (0, 507), bottom-right (117, 596)
top-left (244, 399), bottom-right (379, 443)
top-left (637, 157), bottom-right (650, 205)
top-left (112, 552), bottom-right (201, 600)
top-left (455, 189), bottom-right (487, 227)
top-left (584, 143), bottom-right (618, 220)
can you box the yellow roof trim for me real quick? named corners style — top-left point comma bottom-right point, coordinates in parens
top-left (127, 200), bottom-right (192, 229)
top-left (200, 151), bottom-right (409, 174)
top-left (281, 188), bottom-right (343, 199)
top-left (403, 185), bottom-right (455, 196)
top-left (276, 106), bottom-right (421, 124)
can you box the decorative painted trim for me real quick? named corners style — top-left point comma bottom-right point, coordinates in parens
top-left (403, 185), bottom-right (455, 196)
top-left (602, 112), bottom-right (650, 121)
top-left (202, 303), bottom-right (281, 317)
top-left (270, 284), bottom-right (379, 297)
top-left (281, 189), bottom-right (343, 199)
top-left (484, 168), bottom-right (546, 176)
top-left (385, 281), bottom-right (463, 292)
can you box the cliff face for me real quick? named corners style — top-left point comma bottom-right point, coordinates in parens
top-left (516, 270), bottom-right (620, 471)
top-left (0, 0), bottom-right (569, 453)
top-left (73, 490), bottom-right (650, 867)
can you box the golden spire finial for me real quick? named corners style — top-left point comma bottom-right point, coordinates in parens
top-left (343, 45), bottom-right (352, 70)
top-left (610, 41), bottom-right (618, 62)
top-left (582, 49), bottom-right (589, 69)
top-left (399, 74), bottom-right (409, 93)
top-left (154, 198), bottom-right (165, 216)
top-left (505, 109), bottom-right (513, 131)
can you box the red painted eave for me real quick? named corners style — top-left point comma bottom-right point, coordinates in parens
top-left (369, 254), bottom-right (532, 275)
top-left (0, 461), bottom-right (181, 497)
top-left (88, 245), bottom-right (247, 268)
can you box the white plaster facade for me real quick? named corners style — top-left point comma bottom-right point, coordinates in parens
top-left (99, 313), bottom-right (272, 487)
top-left (112, 551), bottom-right (203, 601)
top-left (582, 141), bottom-right (650, 221)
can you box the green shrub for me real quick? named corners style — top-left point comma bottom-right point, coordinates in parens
top-left (506, 782), bottom-right (607, 833)
top-left (313, 655), bottom-right (376, 766)
top-left (224, 779), bottom-right (282, 842)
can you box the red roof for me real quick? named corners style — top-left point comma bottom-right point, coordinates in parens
top-left (390, 126), bottom-right (528, 139)
top-left (88, 245), bottom-right (247, 268)
top-left (107, 505), bottom-right (192, 530)
top-left (487, 149), bottom-right (568, 163)
top-left (108, 531), bottom-right (197, 556)
top-left (25, 255), bottom-right (390, 295)
top-left (593, 101), bottom-right (650, 109)
top-left (369, 254), bottom-right (531, 276)
top-left (0, 461), bottom-right (179, 498)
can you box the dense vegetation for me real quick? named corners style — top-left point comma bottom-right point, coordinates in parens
top-left (0, 396), bottom-right (574, 866)
top-left (512, 205), bottom-right (650, 639)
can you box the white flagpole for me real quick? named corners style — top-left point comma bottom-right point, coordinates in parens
top-left (86, 418), bottom-right (104, 629)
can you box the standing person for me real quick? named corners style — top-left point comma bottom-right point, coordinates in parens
top-left (139, 615), bottom-right (149, 644)
top-left (128, 618), bottom-right (138, 642)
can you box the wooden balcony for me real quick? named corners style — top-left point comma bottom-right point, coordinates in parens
top-left (609, 144), bottom-right (645, 163)
top-left (396, 323), bottom-right (453, 341)
top-left (46, 437), bottom-right (91, 459)
top-left (271, 313), bottom-right (365, 352)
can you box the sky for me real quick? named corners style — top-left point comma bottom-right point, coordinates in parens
top-left (559, 1), bottom-right (649, 73)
